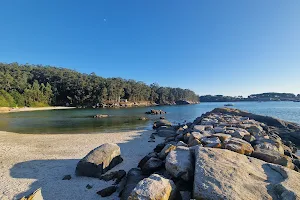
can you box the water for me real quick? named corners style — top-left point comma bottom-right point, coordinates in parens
top-left (0, 101), bottom-right (300, 134)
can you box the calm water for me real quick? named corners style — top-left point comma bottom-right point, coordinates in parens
top-left (0, 101), bottom-right (300, 134)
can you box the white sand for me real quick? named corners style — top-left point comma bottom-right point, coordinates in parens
top-left (0, 130), bottom-right (163, 200)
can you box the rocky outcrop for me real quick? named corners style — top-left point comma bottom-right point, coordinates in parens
top-left (153, 120), bottom-right (172, 129)
top-left (128, 174), bottom-right (176, 200)
top-left (76, 143), bottom-right (123, 177)
top-left (193, 147), bottom-right (300, 200)
top-left (145, 109), bottom-right (166, 115)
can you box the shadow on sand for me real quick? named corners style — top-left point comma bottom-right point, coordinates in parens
top-left (9, 130), bottom-right (160, 200)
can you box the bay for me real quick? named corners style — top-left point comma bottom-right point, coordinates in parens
top-left (0, 101), bottom-right (300, 134)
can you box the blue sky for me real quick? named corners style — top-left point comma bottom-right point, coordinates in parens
top-left (0, 0), bottom-right (299, 96)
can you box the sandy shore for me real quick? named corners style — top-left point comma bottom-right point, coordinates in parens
top-left (0, 107), bottom-right (75, 113)
top-left (0, 130), bottom-right (163, 200)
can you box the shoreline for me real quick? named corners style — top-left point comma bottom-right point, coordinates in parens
top-left (0, 130), bottom-right (163, 200)
top-left (0, 106), bottom-right (76, 113)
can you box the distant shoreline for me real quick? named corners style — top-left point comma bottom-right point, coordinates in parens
top-left (0, 106), bottom-right (76, 113)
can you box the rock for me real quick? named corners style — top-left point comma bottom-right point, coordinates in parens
top-left (188, 132), bottom-right (210, 144)
top-left (138, 152), bottom-right (158, 168)
top-left (252, 149), bottom-right (294, 169)
top-left (165, 147), bottom-right (193, 181)
top-left (214, 127), bottom-right (225, 133)
top-left (138, 117), bottom-right (148, 121)
top-left (20, 188), bottom-right (43, 200)
top-left (200, 137), bottom-right (221, 147)
top-left (146, 109), bottom-right (166, 115)
top-left (120, 168), bottom-right (147, 200)
top-left (76, 143), bottom-right (123, 178)
top-left (188, 139), bottom-right (201, 147)
top-left (253, 138), bottom-right (284, 155)
top-left (150, 133), bottom-right (155, 139)
top-left (93, 114), bottom-right (109, 118)
top-left (157, 130), bottom-right (176, 137)
top-left (97, 186), bottom-right (117, 197)
top-left (153, 120), bottom-right (172, 129)
top-left (193, 125), bottom-right (206, 132)
top-left (100, 170), bottom-right (126, 184)
top-left (160, 116), bottom-right (165, 119)
top-left (176, 141), bottom-right (188, 147)
top-left (193, 147), bottom-right (300, 200)
top-left (231, 128), bottom-right (250, 139)
top-left (86, 184), bottom-right (93, 189)
top-left (141, 157), bottom-right (164, 175)
top-left (62, 175), bottom-right (71, 180)
top-left (224, 137), bottom-right (254, 155)
top-left (212, 133), bottom-right (232, 143)
top-left (243, 135), bottom-right (256, 143)
top-left (159, 144), bottom-right (177, 159)
top-left (183, 133), bottom-right (190, 143)
top-left (128, 174), bottom-right (176, 200)
top-left (245, 124), bottom-right (264, 136)
top-left (154, 143), bottom-right (166, 153)
top-left (179, 191), bottom-right (191, 200)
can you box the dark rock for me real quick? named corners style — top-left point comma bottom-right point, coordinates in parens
top-left (153, 120), bottom-right (172, 129)
top-left (146, 109), bottom-right (166, 115)
top-left (160, 116), bottom-right (165, 119)
top-left (100, 170), bottom-right (126, 184)
top-left (150, 134), bottom-right (155, 139)
top-left (62, 175), bottom-right (72, 180)
top-left (93, 114), bottom-right (109, 118)
top-left (86, 184), bottom-right (93, 189)
top-left (97, 186), bottom-right (117, 197)
top-left (76, 143), bottom-right (123, 178)
top-left (157, 129), bottom-right (176, 137)
top-left (141, 157), bottom-right (164, 175)
top-left (154, 143), bottom-right (166, 153)
top-left (119, 168), bottom-right (147, 200)
top-left (138, 152), bottom-right (158, 168)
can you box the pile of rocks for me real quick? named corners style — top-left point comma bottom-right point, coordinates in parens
top-left (70, 108), bottom-right (300, 199)
top-left (145, 109), bottom-right (166, 115)
top-left (119, 108), bottom-right (300, 199)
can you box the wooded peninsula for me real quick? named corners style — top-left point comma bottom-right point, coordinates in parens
top-left (0, 62), bottom-right (199, 107)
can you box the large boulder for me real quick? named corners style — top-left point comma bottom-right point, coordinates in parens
top-left (165, 147), bottom-right (193, 181)
top-left (128, 174), bottom-right (176, 200)
top-left (120, 168), bottom-right (147, 200)
top-left (224, 137), bottom-right (254, 155)
top-left (76, 143), bottom-right (123, 177)
top-left (193, 147), bottom-right (300, 200)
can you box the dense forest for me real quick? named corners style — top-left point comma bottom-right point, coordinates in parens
top-left (0, 62), bottom-right (199, 107)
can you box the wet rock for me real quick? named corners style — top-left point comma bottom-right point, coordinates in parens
top-left (62, 175), bottom-right (71, 180)
top-left (153, 120), bottom-right (172, 129)
top-left (224, 137), bottom-right (254, 155)
top-left (97, 186), bottom-right (117, 197)
top-left (76, 143), bottom-right (123, 178)
top-left (93, 114), bottom-right (109, 118)
top-left (128, 174), bottom-right (176, 200)
top-left (165, 147), bottom-right (193, 181)
top-left (146, 109), bottom-right (166, 115)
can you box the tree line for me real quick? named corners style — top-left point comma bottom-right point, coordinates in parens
top-left (0, 62), bottom-right (199, 107)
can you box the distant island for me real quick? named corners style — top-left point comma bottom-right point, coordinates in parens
top-left (200, 93), bottom-right (300, 102)
top-left (0, 62), bottom-right (199, 108)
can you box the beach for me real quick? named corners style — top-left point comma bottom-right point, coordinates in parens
top-left (0, 130), bottom-right (163, 200)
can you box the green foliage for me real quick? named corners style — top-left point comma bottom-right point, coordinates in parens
top-left (0, 90), bottom-right (16, 107)
top-left (0, 62), bottom-right (199, 107)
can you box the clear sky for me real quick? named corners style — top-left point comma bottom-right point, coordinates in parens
top-left (0, 0), bottom-right (299, 96)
